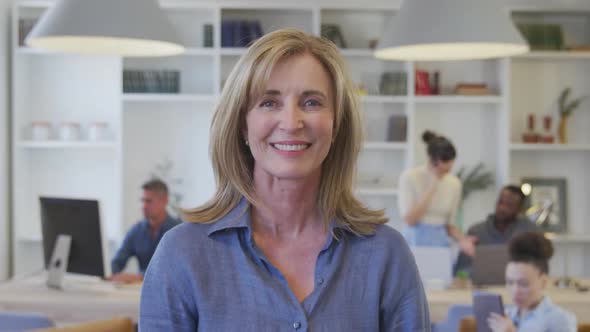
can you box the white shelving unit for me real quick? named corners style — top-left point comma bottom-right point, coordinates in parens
top-left (509, 8), bottom-right (590, 277)
top-left (363, 142), bottom-right (407, 150)
top-left (17, 141), bottom-right (118, 149)
top-left (515, 51), bottom-right (590, 60)
top-left (122, 93), bottom-right (218, 103)
top-left (510, 143), bottom-right (590, 151)
top-left (11, 0), bottom-right (590, 277)
top-left (414, 95), bottom-right (503, 105)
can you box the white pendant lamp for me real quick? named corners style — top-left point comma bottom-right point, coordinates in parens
top-left (26, 0), bottom-right (185, 57)
top-left (375, 0), bottom-right (529, 61)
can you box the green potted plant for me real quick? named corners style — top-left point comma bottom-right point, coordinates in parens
top-left (455, 163), bottom-right (494, 230)
top-left (557, 87), bottom-right (587, 144)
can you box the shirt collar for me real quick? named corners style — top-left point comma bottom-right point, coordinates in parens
top-left (207, 197), bottom-right (251, 236)
top-left (206, 196), bottom-right (349, 239)
top-left (509, 296), bottom-right (552, 323)
top-left (486, 214), bottom-right (519, 238)
top-left (141, 214), bottom-right (174, 229)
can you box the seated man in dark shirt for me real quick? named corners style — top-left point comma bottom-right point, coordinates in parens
top-left (109, 179), bottom-right (180, 283)
top-left (454, 185), bottom-right (539, 275)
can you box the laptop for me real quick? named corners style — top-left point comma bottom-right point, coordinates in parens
top-left (411, 247), bottom-right (453, 290)
top-left (471, 244), bottom-right (510, 286)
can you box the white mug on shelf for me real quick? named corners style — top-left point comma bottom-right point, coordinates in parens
top-left (58, 122), bottom-right (81, 141)
top-left (88, 122), bottom-right (109, 141)
top-left (31, 122), bottom-right (52, 141)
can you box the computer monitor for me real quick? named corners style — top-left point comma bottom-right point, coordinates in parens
top-left (411, 246), bottom-right (453, 290)
top-left (40, 197), bottom-right (111, 281)
top-left (471, 244), bottom-right (509, 286)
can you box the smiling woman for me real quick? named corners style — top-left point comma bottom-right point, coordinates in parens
top-left (245, 53), bottom-right (335, 184)
top-left (139, 29), bottom-right (430, 331)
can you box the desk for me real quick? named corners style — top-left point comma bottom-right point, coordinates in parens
top-left (0, 273), bottom-right (140, 325)
top-left (428, 285), bottom-right (590, 322)
top-left (2, 274), bottom-right (589, 325)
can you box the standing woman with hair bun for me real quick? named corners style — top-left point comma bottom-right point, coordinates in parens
top-left (398, 130), bottom-right (476, 257)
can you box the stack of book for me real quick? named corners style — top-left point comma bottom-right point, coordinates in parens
top-left (321, 24), bottom-right (347, 48)
top-left (221, 20), bottom-right (263, 47)
top-left (517, 23), bottom-right (564, 50)
top-left (380, 71), bottom-right (407, 95)
top-left (454, 83), bottom-right (491, 96)
top-left (386, 115), bottom-right (407, 142)
top-left (123, 70), bottom-right (181, 93)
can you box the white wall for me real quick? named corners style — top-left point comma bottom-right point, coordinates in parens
top-left (0, 0), bottom-right (11, 280)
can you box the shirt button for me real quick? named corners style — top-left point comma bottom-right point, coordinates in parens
top-left (293, 321), bottom-right (301, 330)
top-left (317, 277), bottom-right (324, 285)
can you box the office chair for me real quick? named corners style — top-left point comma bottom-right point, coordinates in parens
top-left (33, 317), bottom-right (134, 332)
top-left (433, 304), bottom-right (474, 332)
top-left (0, 311), bottom-right (55, 332)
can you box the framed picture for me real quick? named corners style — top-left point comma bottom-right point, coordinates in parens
top-left (521, 177), bottom-right (567, 233)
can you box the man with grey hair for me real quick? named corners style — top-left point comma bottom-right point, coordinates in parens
top-left (109, 179), bottom-right (180, 283)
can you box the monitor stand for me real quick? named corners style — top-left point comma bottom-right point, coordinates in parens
top-left (46, 234), bottom-right (71, 289)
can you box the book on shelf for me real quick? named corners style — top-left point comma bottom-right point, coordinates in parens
top-left (517, 23), bottom-right (564, 51)
top-left (415, 70), bottom-right (432, 95)
top-left (386, 115), bottom-right (407, 142)
top-left (568, 45), bottom-right (590, 52)
top-left (221, 20), bottom-right (263, 48)
top-left (380, 71), bottom-right (407, 96)
top-left (123, 70), bottom-right (180, 93)
top-left (454, 83), bottom-right (491, 96)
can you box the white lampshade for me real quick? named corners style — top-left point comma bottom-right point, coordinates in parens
top-left (375, 0), bottom-right (529, 61)
top-left (26, 0), bottom-right (185, 57)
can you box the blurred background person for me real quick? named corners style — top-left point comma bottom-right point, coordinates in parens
top-left (398, 130), bottom-right (475, 257)
top-left (110, 179), bottom-right (180, 283)
top-left (487, 231), bottom-right (576, 332)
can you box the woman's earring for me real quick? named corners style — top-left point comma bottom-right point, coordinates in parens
top-left (245, 139), bottom-right (249, 146)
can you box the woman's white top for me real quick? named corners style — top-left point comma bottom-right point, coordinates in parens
top-left (398, 165), bottom-right (462, 226)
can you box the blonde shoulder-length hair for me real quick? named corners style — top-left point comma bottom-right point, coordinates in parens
top-left (183, 28), bottom-right (387, 235)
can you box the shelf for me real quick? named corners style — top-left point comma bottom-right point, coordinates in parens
top-left (363, 142), bottom-right (407, 150)
top-left (16, 0), bottom-right (51, 8)
top-left (122, 93), bottom-right (217, 102)
top-left (340, 48), bottom-right (375, 57)
top-left (17, 235), bottom-right (118, 243)
top-left (415, 95), bottom-right (503, 104)
top-left (510, 143), bottom-right (590, 152)
top-left (546, 233), bottom-right (590, 244)
top-left (220, 48), bottom-right (248, 56)
top-left (18, 141), bottom-right (117, 149)
top-left (514, 51), bottom-right (590, 60)
top-left (17, 47), bottom-right (218, 57)
top-left (16, 47), bottom-right (62, 55)
top-left (184, 48), bottom-right (217, 56)
top-left (356, 188), bottom-right (399, 196)
top-left (361, 95), bottom-right (407, 103)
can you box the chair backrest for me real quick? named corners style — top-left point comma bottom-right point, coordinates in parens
top-left (33, 317), bottom-right (134, 332)
top-left (460, 318), bottom-right (590, 332)
top-left (459, 317), bottom-right (476, 332)
top-left (432, 304), bottom-right (474, 332)
top-left (0, 312), bottom-right (55, 332)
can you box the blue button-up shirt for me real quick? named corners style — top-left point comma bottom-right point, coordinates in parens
top-left (111, 215), bottom-right (180, 274)
top-left (139, 198), bottom-right (430, 331)
top-left (507, 296), bottom-right (577, 332)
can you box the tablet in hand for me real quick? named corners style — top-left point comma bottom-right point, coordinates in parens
top-left (473, 291), bottom-right (504, 332)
